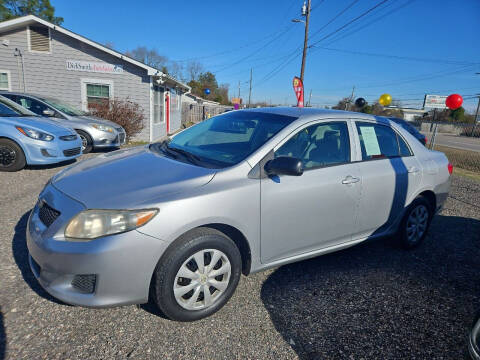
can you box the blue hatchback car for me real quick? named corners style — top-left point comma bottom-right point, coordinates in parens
top-left (0, 95), bottom-right (82, 171)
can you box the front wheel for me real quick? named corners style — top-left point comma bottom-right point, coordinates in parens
top-left (76, 130), bottom-right (93, 154)
top-left (152, 228), bottom-right (242, 321)
top-left (0, 138), bottom-right (26, 172)
top-left (398, 196), bottom-right (432, 249)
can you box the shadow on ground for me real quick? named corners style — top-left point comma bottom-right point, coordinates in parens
top-left (12, 211), bottom-right (65, 305)
top-left (25, 158), bottom-right (77, 171)
top-left (261, 215), bottom-right (480, 359)
top-left (0, 306), bottom-right (5, 360)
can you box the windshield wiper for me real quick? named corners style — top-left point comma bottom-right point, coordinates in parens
top-left (160, 142), bottom-right (201, 165)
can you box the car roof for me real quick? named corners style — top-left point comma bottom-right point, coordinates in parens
top-left (0, 91), bottom-right (45, 99)
top-left (241, 106), bottom-right (388, 125)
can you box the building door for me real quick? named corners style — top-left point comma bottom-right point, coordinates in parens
top-left (165, 92), bottom-right (170, 134)
top-left (152, 85), bottom-right (165, 140)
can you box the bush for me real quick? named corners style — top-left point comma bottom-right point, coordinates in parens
top-left (88, 98), bottom-right (144, 142)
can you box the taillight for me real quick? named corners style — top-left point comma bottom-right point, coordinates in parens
top-left (424, 136), bottom-right (428, 144)
top-left (447, 163), bottom-right (453, 175)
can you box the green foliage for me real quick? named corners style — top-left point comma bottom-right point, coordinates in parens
top-left (333, 97), bottom-right (403, 117)
top-left (188, 72), bottom-right (229, 105)
top-left (0, 0), bottom-right (63, 24)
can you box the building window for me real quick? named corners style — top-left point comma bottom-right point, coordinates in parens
top-left (86, 83), bottom-right (110, 107)
top-left (0, 71), bottom-right (10, 90)
top-left (80, 79), bottom-right (113, 111)
top-left (153, 85), bottom-right (164, 124)
top-left (28, 26), bottom-right (51, 52)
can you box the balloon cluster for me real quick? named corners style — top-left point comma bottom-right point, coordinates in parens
top-left (445, 94), bottom-right (462, 110)
top-left (379, 93), bottom-right (392, 106)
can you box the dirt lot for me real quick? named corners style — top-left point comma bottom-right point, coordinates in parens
top-left (0, 154), bottom-right (479, 359)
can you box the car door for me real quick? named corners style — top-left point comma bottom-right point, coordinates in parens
top-left (260, 120), bottom-right (361, 263)
top-left (353, 121), bottom-right (422, 239)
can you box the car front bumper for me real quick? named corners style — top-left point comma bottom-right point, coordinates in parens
top-left (25, 137), bottom-right (83, 165)
top-left (26, 185), bottom-right (167, 307)
top-left (91, 128), bottom-right (126, 149)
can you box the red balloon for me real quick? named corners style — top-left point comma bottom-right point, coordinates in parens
top-left (445, 94), bottom-right (463, 110)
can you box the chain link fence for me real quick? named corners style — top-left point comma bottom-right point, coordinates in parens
top-left (410, 119), bottom-right (480, 174)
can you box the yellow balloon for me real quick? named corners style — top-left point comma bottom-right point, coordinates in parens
top-left (379, 93), bottom-right (392, 106)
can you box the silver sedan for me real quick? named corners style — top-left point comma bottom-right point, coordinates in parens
top-left (26, 108), bottom-right (451, 321)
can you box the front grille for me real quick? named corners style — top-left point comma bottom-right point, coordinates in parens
top-left (72, 274), bottom-right (96, 293)
top-left (59, 134), bottom-right (78, 141)
top-left (63, 147), bottom-right (81, 157)
top-left (38, 201), bottom-right (60, 227)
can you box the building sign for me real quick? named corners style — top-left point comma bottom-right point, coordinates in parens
top-left (423, 94), bottom-right (447, 109)
top-left (66, 60), bottom-right (123, 74)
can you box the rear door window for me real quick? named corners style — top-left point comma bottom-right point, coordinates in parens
top-left (356, 122), bottom-right (412, 160)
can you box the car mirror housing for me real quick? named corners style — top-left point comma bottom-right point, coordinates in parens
top-left (264, 156), bottom-right (304, 176)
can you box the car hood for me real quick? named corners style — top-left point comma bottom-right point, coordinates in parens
top-left (8, 116), bottom-right (76, 135)
top-left (51, 146), bottom-right (216, 209)
top-left (72, 115), bottom-right (121, 129)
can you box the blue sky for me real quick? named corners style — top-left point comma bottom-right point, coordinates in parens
top-left (52, 0), bottom-right (480, 112)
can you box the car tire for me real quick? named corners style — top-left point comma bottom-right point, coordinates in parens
top-left (398, 196), bottom-right (433, 249)
top-left (0, 138), bottom-right (26, 172)
top-left (152, 227), bottom-right (242, 322)
top-left (76, 130), bottom-right (93, 154)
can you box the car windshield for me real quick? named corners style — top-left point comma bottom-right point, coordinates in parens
top-left (152, 111), bottom-right (296, 168)
top-left (39, 97), bottom-right (87, 116)
top-left (0, 95), bottom-right (37, 117)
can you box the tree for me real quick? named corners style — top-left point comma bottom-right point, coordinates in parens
top-left (126, 46), bottom-right (168, 70)
top-left (0, 0), bottom-right (63, 24)
top-left (187, 61), bottom-right (203, 81)
top-left (187, 71), bottom-right (230, 105)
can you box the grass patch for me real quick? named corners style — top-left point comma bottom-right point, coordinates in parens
top-left (453, 167), bottom-right (480, 183)
top-left (433, 145), bottom-right (480, 173)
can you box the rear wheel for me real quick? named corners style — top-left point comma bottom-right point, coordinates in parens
top-left (76, 130), bottom-right (93, 154)
top-left (399, 196), bottom-right (432, 249)
top-left (152, 228), bottom-right (242, 321)
top-left (0, 138), bottom-right (26, 172)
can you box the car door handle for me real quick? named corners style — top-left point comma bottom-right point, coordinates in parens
top-left (342, 176), bottom-right (360, 185)
top-left (408, 166), bottom-right (420, 174)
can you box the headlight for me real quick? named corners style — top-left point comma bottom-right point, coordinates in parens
top-left (16, 126), bottom-right (54, 141)
top-left (90, 123), bottom-right (114, 133)
top-left (65, 209), bottom-right (158, 240)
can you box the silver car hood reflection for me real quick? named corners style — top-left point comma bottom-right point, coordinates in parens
top-left (52, 146), bottom-right (216, 209)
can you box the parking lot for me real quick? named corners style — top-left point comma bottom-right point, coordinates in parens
top-left (0, 153), bottom-right (479, 359)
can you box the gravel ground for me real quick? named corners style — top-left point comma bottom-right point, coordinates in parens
top-left (0, 154), bottom-right (479, 360)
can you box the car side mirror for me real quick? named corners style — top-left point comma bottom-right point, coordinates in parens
top-left (264, 156), bottom-right (304, 176)
top-left (42, 109), bottom-right (55, 117)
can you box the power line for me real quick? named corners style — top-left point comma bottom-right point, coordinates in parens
top-left (309, 0), bottom-right (391, 48)
top-left (308, 0), bottom-right (360, 41)
top-left (322, 0), bottom-right (416, 46)
top-left (313, 47), bottom-right (479, 66)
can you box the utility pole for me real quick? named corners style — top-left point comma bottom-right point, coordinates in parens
top-left (300, 0), bottom-right (311, 83)
top-left (238, 81), bottom-right (240, 99)
top-left (248, 68), bottom-right (252, 108)
top-left (307, 89), bottom-right (312, 107)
